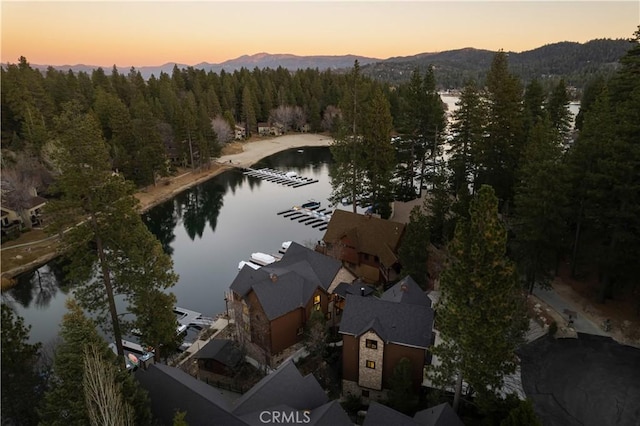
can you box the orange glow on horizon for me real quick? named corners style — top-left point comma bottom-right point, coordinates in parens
top-left (2, 1), bottom-right (638, 67)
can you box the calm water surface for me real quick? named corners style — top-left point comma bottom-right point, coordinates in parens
top-left (4, 147), bottom-right (344, 345)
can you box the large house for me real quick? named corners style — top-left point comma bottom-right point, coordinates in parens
top-left (229, 242), bottom-right (354, 367)
top-left (319, 210), bottom-right (405, 284)
top-left (136, 361), bottom-right (352, 425)
top-left (339, 275), bottom-right (434, 402)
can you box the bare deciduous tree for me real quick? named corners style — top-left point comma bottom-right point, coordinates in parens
top-left (83, 344), bottom-right (134, 426)
top-left (1, 154), bottom-right (50, 229)
top-left (321, 105), bottom-right (342, 132)
top-left (211, 116), bottom-right (234, 145)
top-left (269, 105), bottom-right (305, 132)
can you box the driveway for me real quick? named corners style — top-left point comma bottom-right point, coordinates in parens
top-left (533, 287), bottom-right (608, 336)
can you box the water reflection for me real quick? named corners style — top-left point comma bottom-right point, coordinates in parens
top-left (7, 259), bottom-right (72, 310)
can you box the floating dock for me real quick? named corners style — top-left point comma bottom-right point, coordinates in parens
top-left (277, 202), bottom-right (332, 231)
top-left (173, 306), bottom-right (214, 328)
top-left (243, 168), bottom-right (318, 187)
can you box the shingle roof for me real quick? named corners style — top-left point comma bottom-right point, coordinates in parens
top-left (135, 363), bottom-right (246, 426)
top-left (194, 339), bottom-right (243, 368)
top-left (339, 294), bottom-right (433, 348)
top-left (306, 400), bottom-right (353, 425)
top-left (363, 401), bottom-right (419, 426)
top-left (413, 402), bottom-right (464, 426)
top-left (323, 210), bottom-right (405, 267)
top-left (1, 195), bottom-right (47, 212)
top-left (232, 361), bottom-right (328, 416)
top-left (381, 276), bottom-right (431, 307)
top-left (333, 282), bottom-right (375, 298)
top-left (230, 242), bottom-right (342, 320)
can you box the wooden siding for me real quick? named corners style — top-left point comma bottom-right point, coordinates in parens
top-left (269, 309), bottom-right (305, 354)
top-left (342, 334), bottom-right (360, 382)
top-left (382, 343), bottom-right (426, 391)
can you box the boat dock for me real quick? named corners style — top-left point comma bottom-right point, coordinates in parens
top-left (277, 204), bottom-right (332, 231)
top-left (243, 168), bottom-right (318, 187)
top-left (173, 306), bottom-right (214, 328)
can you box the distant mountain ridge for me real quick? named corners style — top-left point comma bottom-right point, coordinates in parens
top-left (24, 38), bottom-right (632, 88)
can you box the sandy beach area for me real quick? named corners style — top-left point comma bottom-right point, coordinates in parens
top-left (1, 134), bottom-right (332, 280)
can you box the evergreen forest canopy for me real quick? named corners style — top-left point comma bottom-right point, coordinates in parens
top-left (1, 28), bottom-right (639, 425)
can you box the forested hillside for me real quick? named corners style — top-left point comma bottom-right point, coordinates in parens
top-left (362, 38), bottom-right (631, 90)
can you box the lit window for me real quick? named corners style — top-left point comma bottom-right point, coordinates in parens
top-left (366, 360), bottom-right (375, 369)
top-left (314, 295), bottom-right (321, 304)
top-left (365, 339), bottom-right (377, 349)
top-left (314, 303), bottom-right (321, 311)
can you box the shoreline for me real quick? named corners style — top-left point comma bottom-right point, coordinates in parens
top-left (1, 134), bottom-right (332, 281)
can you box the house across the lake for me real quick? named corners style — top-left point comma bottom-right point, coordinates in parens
top-left (229, 242), bottom-right (355, 367)
top-left (319, 210), bottom-right (405, 284)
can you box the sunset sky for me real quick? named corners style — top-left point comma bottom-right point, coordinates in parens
top-left (2, 1), bottom-right (638, 67)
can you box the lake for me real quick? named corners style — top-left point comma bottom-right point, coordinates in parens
top-left (3, 146), bottom-right (348, 346)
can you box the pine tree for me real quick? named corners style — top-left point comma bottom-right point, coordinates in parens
top-left (329, 61), bottom-right (369, 211)
top-left (1, 305), bottom-right (43, 425)
top-left (45, 101), bottom-right (178, 361)
top-left (361, 86), bottom-right (396, 218)
top-left (398, 206), bottom-right (430, 289)
top-left (430, 185), bottom-right (528, 412)
top-left (386, 358), bottom-right (417, 414)
top-left (479, 51), bottom-right (524, 208)
top-left (512, 117), bottom-right (568, 293)
top-left (546, 79), bottom-right (572, 143)
top-left (447, 80), bottom-right (486, 202)
top-left (40, 299), bottom-right (151, 425)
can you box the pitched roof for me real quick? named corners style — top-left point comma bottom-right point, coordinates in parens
top-left (230, 242), bottom-right (342, 320)
top-left (194, 339), bottom-right (243, 368)
top-left (323, 210), bottom-right (405, 267)
top-left (135, 363), bottom-right (246, 426)
top-left (381, 276), bottom-right (431, 307)
top-left (413, 403), bottom-right (464, 426)
top-left (339, 294), bottom-right (433, 348)
top-left (232, 361), bottom-right (328, 416)
top-left (306, 400), bottom-right (353, 425)
top-left (333, 282), bottom-right (376, 298)
top-left (1, 195), bottom-right (47, 212)
top-left (363, 401), bottom-right (419, 426)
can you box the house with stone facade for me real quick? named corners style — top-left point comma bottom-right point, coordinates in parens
top-left (229, 242), bottom-right (354, 367)
top-left (319, 210), bottom-right (405, 284)
top-left (339, 275), bottom-right (433, 402)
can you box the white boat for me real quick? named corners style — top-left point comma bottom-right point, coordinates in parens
top-left (285, 171), bottom-right (298, 177)
top-left (251, 252), bottom-right (276, 266)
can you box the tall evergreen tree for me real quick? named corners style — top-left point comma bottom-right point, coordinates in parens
top-left (512, 117), bottom-right (568, 293)
top-left (398, 206), bottom-right (430, 289)
top-left (430, 185), bottom-right (528, 412)
top-left (1, 305), bottom-right (43, 426)
top-left (447, 80), bottom-right (486, 216)
top-left (478, 51), bottom-right (524, 208)
top-left (45, 101), bottom-right (178, 360)
top-left (40, 299), bottom-right (151, 425)
top-left (361, 86), bottom-right (396, 218)
top-left (546, 79), bottom-right (572, 143)
top-left (329, 61), bottom-right (369, 211)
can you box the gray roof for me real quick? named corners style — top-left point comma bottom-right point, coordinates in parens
top-left (238, 400), bottom-right (351, 426)
top-left (307, 400), bottom-right (353, 425)
top-left (135, 363), bottom-right (246, 426)
top-left (232, 361), bottom-right (328, 416)
top-left (194, 339), bottom-right (243, 368)
top-left (230, 242), bottom-right (342, 320)
top-left (333, 282), bottom-right (375, 298)
top-left (339, 294), bottom-right (433, 348)
top-left (381, 276), bottom-right (431, 307)
top-left (413, 403), bottom-right (464, 426)
top-left (363, 401), bottom-right (419, 426)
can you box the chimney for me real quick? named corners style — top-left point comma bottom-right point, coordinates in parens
top-left (401, 284), bottom-right (408, 292)
top-left (270, 273), bottom-right (278, 283)
top-left (360, 287), bottom-right (365, 296)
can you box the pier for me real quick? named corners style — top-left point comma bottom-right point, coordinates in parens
top-left (173, 306), bottom-right (215, 328)
top-left (243, 168), bottom-right (318, 187)
top-left (277, 203), bottom-right (331, 231)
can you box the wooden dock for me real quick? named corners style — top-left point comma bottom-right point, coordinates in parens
top-left (243, 168), bottom-right (318, 187)
top-left (277, 204), bottom-right (332, 231)
top-left (173, 306), bottom-right (214, 328)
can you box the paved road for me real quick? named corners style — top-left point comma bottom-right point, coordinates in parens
top-left (533, 287), bottom-right (608, 336)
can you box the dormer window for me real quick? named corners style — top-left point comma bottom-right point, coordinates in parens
top-left (365, 339), bottom-right (377, 349)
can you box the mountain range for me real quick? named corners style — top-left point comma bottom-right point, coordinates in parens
top-left (26, 38), bottom-right (632, 88)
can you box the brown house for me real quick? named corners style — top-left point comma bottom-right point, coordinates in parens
top-left (194, 339), bottom-right (243, 379)
top-left (229, 242), bottom-right (351, 367)
top-left (339, 275), bottom-right (433, 402)
top-left (320, 210), bottom-right (405, 284)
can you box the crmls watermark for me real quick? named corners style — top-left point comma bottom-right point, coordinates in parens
top-left (259, 410), bottom-right (311, 424)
